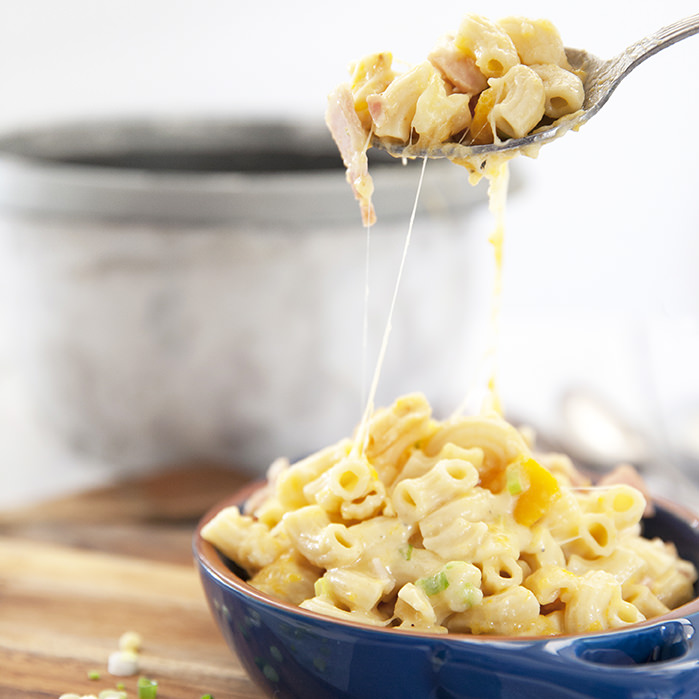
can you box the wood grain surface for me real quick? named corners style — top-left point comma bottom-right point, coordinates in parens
top-left (0, 466), bottom-right (266, 699)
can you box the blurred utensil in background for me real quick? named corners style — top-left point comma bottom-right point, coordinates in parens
top-left (557, 386), bottom-right (699, 513)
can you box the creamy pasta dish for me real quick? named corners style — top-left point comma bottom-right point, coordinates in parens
top-left (203, 393), bottom-right (697, 636)
top-left (326, 13), bottom-right (585, 225)
top-left (203, 13), bottom-right (697, 639)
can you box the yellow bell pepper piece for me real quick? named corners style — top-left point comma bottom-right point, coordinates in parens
top-left (470, 87), bottom-right (497, 144)
top-left (511, 457), bottom-right (561, 527)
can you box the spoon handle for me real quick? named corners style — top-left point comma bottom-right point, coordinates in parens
top-left (612, 13), bottom-right (699, 84)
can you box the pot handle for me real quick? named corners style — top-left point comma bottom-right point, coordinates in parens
top-left (549, 613), bottom-right (699, 675)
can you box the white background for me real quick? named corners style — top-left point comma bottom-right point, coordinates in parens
top-left (1, 0), bottom-right (698, 506)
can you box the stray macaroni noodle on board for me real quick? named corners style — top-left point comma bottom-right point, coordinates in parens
top-left (203, 14), bottom-right (698, 637)
top-left (202, 394), bottom-right (697, 636)
top-left (326, 13), bottom-right (585, 225)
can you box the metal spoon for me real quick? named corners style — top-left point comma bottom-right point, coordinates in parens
top-left (373, 13), bottom-right (699, 160)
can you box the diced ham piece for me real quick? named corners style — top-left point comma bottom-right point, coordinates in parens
top-left (325, 84), bottom-right (376, 227)
top-left (428, 37), bottom-right (489, 95)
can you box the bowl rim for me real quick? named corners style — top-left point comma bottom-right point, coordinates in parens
top-left (193, 479), bottom-right (699, 643)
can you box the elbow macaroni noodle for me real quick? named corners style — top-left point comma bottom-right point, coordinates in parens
top-left (203, 393), bottom-right (697, 636)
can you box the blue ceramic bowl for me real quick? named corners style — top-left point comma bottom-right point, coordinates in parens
top-left (194, 482), bottom-right (699, 699)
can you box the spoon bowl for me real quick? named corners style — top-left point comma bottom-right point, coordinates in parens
top-left (373, 14), bottom-right (699, 160)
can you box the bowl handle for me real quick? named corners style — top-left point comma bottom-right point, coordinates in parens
top-left (550, 614), bottom-right (699, 673)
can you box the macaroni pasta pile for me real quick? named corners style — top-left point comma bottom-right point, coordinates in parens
top-left (203, 394), bottom-right (697, 636)
top-left (360, 15), bottom-right (583, 146)
top-left (326, 14), bottom-right (585, 225)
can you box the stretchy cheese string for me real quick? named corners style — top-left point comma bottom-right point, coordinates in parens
top-left (354, 156), bottom-right (429, 456)
top-left (452, 157), bottom-right (510, 419)
top-left (360, 126), bottom-right (376, 414)
top-left (482, 159), bottom-right (510, 416)
top-left (361, 206), bottom-right (372, 414)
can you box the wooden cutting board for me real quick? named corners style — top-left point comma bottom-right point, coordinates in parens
top-left (0, 465), bottom-right (267, 699)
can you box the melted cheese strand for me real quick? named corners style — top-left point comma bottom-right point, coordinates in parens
top-left (360, 127), bottom-right (377, 413)
top-left (353, 156), bottom-right (429, 455)
top-left (482, 159), bottom-right (510, 416)
top-left (451, 157), bottom-right (510, 419)
top-left (361, 217), bottom-right (372, 413)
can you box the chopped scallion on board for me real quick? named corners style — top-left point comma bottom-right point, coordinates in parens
top-left (137, 676), bottom-right (158, 699)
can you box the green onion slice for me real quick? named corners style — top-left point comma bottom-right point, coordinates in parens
top-left (137, 676), bottom-right (158, 699)
top-left (506, 462), bottom-right (524, 495)
top-left (417, 569), bottom-right (449, 596)
top-left (399, 543), bottom-right (413, 560)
